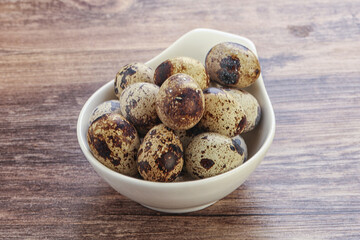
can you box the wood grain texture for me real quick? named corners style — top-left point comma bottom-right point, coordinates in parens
top-left (1, 0), bottom-right (360, 239)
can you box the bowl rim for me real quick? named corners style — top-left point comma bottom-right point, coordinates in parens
top-left (77, 28), bottom-right (276, 188)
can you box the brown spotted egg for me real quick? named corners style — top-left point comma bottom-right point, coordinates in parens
top-left (137, 124), bottom-right (184, 182)
top-left (119, 82), bottom-right (160, 135)
top-left (197, 87), bottom-right (246, 137)
top-left (185, 132), bottom-right (246, 179)
top-left (205, 42), bottom-right (261, 89)
top-left (156, 73), bottom-right (205, 130)
top-left (173, 125), bottom-right (204, 150)
top-left (231, 135), bottom-right (248, 162)
top-left (88, 100), bottom-right (121, 126)
top-left (154, 56), bottom-right (209, 89)
top-left (114, 63), bottom-right (154, 98)
top-left (87, 113), bottom-right (140, 176)
top-left (224, 88), bottom-right (261, 133)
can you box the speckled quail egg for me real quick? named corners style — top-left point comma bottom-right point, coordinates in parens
top-left (156, 73), bottom-right (205, 130)
top-left (231, 134), bottom-right (248, 162)
top-left (173, 126), bottom-right (204, 150)
top-left (114, 62), bottom-right (154, 98)
top-left (154, 56), bottom-right (209, 89)
top-left (137, 124), bottom-right (184, 182)
top-left (224, 88), bottom-right (261, 133)
top-left (205, 42), bottom-right (261, 89)
top-left (174, 171), bottom-right (195, 182)
top-left (88, 100), bottom-right (122, 126)
top-left (197, 87), bottom-right (246, 137)
top-left (87, 113), bottom-right (140, 176)
top-left (185, 132), bottom-right (246, 179)
top-left (119, 82), bottom-right (160, 135)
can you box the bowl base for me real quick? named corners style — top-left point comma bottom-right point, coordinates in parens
top-left (141, 201), bottom-right (217, 213)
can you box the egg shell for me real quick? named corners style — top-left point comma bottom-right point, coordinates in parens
top-left (156, 73), bottom-right (205, 130)
top-left (209, 81), bottom-right (223, 88)
top-left (114, 63), bottom-right (154, 98)
top-left (173, 125), bottom-right (204, 150)
top-left (224, 88), bottom-right (261, 133)
top-left (154, 56), bottom-right (209, 89)
top-left (137, 124), bottom-right (184, 182)
top-left (231, 135), bottom-right (248, 162)
top-left (185, 132), bottom-right (246, 179)
top-left (205, 42), bottom-right (261, 89)
top-left (88, 100), bottom-right (122, 126)
top-left (197, 87), bottom-right (246, 137)
top-left (120, 82), bottom-right (160, 135)
top-left (174, 171), bottom-right (195, 182)
top-left (87, 113), bottom-right (140, 176)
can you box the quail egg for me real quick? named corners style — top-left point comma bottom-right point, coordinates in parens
top-left (224, 88), bottom-right (261, 133)
top-left (137, 124), bottom-right (184, 182)
top-left (88, 100), bottom-right (122, 126)
top-left (205, 42), bottom-right (261, 89)
top-left (154, 56), bottom-right (209, 89)
top-left (174, 171), bottom-right (195, 182)
top-left (156, 73), bottom-right (205, 130)
top-left (197, 87), bottom-right (246, 137)
top-left (114, 62), bottom-right (154, 98)
top-left (185, 132), bottom-right (246, 179)
top-left (231, 134), bottom-right (248, 162)
top-left (173, 125), bottom-right (204, 150)
top-left (119, 82), bottom-right (160, 135)
top-left (87, 113), bottom-right (140, 176)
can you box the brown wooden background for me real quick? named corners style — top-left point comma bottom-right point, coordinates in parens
top-left (1, 0), bottom-right (360, 239)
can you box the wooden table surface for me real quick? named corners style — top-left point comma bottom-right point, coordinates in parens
top-left (1, 0), bottom-right (360, 239)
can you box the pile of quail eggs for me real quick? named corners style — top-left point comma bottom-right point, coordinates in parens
top-left (87, 42), bottom-right (262, 182)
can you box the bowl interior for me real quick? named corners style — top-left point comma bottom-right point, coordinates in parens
top-left (77, 28), bottom-right (275, 185)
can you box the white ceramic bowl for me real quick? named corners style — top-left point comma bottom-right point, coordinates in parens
top-left (77, 28), bottom-right (276, 213)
